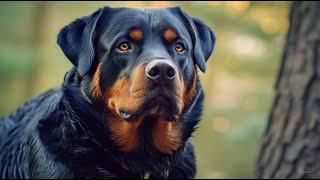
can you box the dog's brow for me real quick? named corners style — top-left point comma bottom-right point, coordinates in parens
top-left (129, 28), bottom-right (143, 41)
top-left (164, 28), bottom-right (177, 42)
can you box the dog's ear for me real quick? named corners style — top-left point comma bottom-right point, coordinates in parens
top-left (189, 17), bottom-right (216, 72)
top-left (173, 7), bottom-right (216, 72)
top-left (57, 8), bottom-right (104, 77)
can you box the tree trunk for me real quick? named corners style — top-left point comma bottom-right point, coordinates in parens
top-left (256, 1), bottom-right (320, 179)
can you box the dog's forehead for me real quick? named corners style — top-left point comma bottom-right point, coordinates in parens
top-left (99, 7), bottom-right (188, 39)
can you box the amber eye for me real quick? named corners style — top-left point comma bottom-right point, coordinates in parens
top-left (117, 42), bottom-right (131, 51)
top-left (175, 43), bottom-right (185, 52)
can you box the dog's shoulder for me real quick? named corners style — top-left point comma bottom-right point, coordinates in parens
top-left (8, 88), bottom-right (62, 124)
top-left (0, 88), bottom-right (61, 134)
top-left (0, 88), bottom-right (66, 178)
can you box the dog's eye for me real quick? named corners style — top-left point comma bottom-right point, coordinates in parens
top-left (175, 43), bottom-right (185, 52)
top-left (117, 42), bottom-right (131, 51)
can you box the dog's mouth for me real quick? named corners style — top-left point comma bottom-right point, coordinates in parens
top-left (118, 90), bottom-right (181, 122)
top-left (109, 91), bottom-right (183, 154)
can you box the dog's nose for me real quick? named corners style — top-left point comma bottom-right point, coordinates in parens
top-left (146, 60), bottom-right (176, 84)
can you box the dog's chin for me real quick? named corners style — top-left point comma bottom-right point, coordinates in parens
top-left (119, 96), bottom-right (180, 122)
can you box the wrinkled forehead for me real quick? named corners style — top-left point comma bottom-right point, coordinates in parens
top-left (98, 7), bottom-right (191, 43)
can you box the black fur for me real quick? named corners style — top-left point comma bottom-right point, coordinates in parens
top-left (0, 6), bottom-right (215, 179)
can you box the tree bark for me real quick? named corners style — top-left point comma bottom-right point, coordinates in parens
top-left (256, 1), bottom-right (320, 179)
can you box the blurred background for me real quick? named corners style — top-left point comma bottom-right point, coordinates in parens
top-left (0, 1), bottom-right (290, 179)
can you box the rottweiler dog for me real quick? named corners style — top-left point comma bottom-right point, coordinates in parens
top-left (0, 6), bottom-right (215, 179)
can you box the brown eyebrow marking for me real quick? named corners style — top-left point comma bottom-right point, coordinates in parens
top-left (164, 28), bottom-right (177, 42)
top-left (129, 28), bottom-right (143, 41)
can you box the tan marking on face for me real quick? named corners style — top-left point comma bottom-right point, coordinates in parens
top-left (105, 65), bottom-right (148, 114)
top-left (106, 78), bottom-right (141, 113)
top-left (171, 80), bottom-right (184, 116)
top-left (129, 28), bottom-right (143, 41)
top-left (164, 28), bottom-right (177, 42)
top-left (90, 63), bottom-right (103, 98)
top-left (182, 70), bottom-right (197, 106)
top-left (102, 64), bottom-right (195, 153)
top-left (104, 65), bottom-right (149, 152)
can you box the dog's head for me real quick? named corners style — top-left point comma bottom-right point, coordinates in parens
top-left (57, 6), bottom-right (215, 154)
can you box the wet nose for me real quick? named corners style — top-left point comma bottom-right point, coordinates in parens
top-left (145, 60), bottom-right (176, 84)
